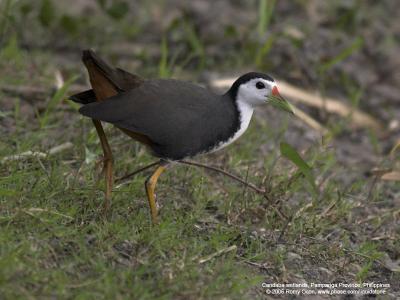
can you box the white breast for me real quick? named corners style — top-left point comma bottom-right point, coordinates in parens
top-left (209, 98), bottom-right (254, 153)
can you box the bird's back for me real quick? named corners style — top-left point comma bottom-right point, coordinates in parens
top-left (80, 79), bottom-right (240, 159)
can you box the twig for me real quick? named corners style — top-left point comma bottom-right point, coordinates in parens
top-left (197, 245), bottom-right (237, 264)
top-left (1, 142), bottom-right (73, 163)
top-left (278, 80), bottom-right (384, 130)
top-left (211, 77), bottom-right (384, 131)
top-left (25, 208), bottom-right (73, 220)
top-left (379, 171), bottom-right (400, 181)
top-left (115, 161), bottom-right (160, 183)
top-left (178, 160), bottom-right (266, 194)
top-left (48, 142), bottom-right (74, 155)
top-left (291, 106), bottom-right (328, 134)
top-left (239, 257), bottom-right (271, 270)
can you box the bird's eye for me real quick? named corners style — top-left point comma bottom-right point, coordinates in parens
top-left (256, 82), bottom-right (265, 89)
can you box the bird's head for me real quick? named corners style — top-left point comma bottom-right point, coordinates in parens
top-left (228, 72), bottom-right (294, 114)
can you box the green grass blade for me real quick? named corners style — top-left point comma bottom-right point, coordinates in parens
top-left (0, 0), bottom-right (14, 42)
top-left (0, 188), bottom-right (18, 197)
top-left (39, 75), bottom-right (79, 128)
top-left (320, 37), bottom-right (363, 72)
top-left (183, 20), bottom-right (205, 69)
top-left (258, 0), bottom-right (276, 38)
top-left (255, 35), bottom-right (275, 67)
top-left (280, 142), bottom-right (318, 194)
top-left (38, 0), bottom-right (56, 27)
top-left (158, 36), bottom-right (170, 78)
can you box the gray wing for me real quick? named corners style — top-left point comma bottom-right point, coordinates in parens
top-left (79, 79), bottom-right (238, 157)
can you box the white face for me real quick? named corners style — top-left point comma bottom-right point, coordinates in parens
top-left (236, 78), bottom-right (275, 107)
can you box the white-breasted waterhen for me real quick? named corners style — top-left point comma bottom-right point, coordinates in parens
top-left (70, 49), bottom-right (293, 223)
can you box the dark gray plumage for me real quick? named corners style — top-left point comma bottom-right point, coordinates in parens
top-left (79, 79), bottom-right (240, 160)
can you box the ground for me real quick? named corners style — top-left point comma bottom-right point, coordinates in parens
top-left (0, 1), bottom-right (399, 299)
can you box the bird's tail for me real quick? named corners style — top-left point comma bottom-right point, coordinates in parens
top-left (69, 49), bottom-right (143, 104)
top-left (81, 49), bottom-right (121, 101)
top-left (69, 89), bottom-right (96, 104)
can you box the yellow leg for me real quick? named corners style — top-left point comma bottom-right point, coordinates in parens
top-left (92, 119), bottom-right (113, 213)
top-left (145, 164), bottom-right (167, 224)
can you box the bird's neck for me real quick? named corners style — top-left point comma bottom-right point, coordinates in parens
top-left (235, 97), bottom-right (254, 135)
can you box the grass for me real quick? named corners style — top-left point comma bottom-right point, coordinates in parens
top-left (1, 1), bottom-right (399, 298)
top-left (38, 75), bottom-right (79, 128)
top-left (257, 0), bottom-right (276, 38)
top-left (1, 98), bottom-right (398, 298)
